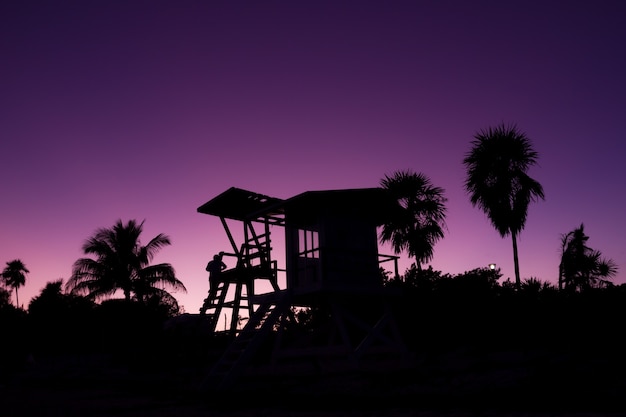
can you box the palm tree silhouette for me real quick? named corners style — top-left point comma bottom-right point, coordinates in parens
top-left (559, 223), bottom-right (617, 291)
top-left (1, 259), bottom-right (29, 308)
top-left (380, 170), bottom-right (447, 271)
top-left (65, 219), bottom-right (186, 306)
top-left (463, 123), bottom-right (545, 289)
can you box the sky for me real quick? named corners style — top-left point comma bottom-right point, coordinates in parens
top-left (1, 0), bottom-right (625, 313)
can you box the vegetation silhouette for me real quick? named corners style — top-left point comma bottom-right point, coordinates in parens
top-left (0, 286), bottom-right (11, 306)
top-left (28, 279), bottom-right (97, 354)
top-left (65, 219), bottom-right (186, 311)
top-left (0, 231), bottom-right (624, 413)
top-left (559, 223), bottom-right (618, 292)
top-left (0, 296), bottom-right (28, 380)
top-left (380, 170), bottom-right (447, 271)
top-left (1, 259), bottom-right (29, 308)
top-left (463, 123), bottom-right (545, 289)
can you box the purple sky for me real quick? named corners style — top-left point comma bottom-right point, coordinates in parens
top-left (2, 1), bottom-right (625, 312)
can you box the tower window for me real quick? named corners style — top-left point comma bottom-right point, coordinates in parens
top-left (298, 229), bottom-right (319, 259)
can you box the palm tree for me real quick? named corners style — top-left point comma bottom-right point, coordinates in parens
top-left (65, 219), bottom-right (187, 306)
top-left (380, 170), bottom-right (448, 271)
top-left (1, 259), bottom-right (29, 308)
top-left (463, 123), bottom-right (545, 289)
top-left (559, 223), bottom-right (617, 292)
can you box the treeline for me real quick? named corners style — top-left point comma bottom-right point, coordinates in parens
top-left (0, 285), bottom-right (177, 379)
top-left (2, 263), bottom-right (626, 409)
top-left (385, 265), bottom-right (626, 354)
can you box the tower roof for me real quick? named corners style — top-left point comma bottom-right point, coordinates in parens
top-left (279, 188), bottom-right (396, 227)
top-left (197, 187), bottom-right (285, 223)
top-left (198, 186), bottom-right (396, 227)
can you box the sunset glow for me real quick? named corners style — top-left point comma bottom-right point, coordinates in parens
top-left (2, 1), bottom-right (625, 313)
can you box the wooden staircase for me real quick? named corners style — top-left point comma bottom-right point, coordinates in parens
top-left (200, 291), bottom-right (290, 391)
top-left (199, 279), bottom-right (230, 332)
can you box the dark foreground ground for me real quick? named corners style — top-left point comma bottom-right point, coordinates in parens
top-left (3, 346), bottom-right (626, 417)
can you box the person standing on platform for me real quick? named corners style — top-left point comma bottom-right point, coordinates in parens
top-left (206, 252), bottom-right (226, 290)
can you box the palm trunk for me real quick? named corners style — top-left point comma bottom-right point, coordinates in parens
top-left (15, 287), bottom-right (19, 309)
top-left (511, 231), bottom-right (521, 289)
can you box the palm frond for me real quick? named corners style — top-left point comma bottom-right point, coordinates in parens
top-left (380, 169), bottom-right (447, 267)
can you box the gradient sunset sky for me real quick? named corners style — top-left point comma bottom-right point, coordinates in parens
top-left (2, 1), bottom-right (625, 312)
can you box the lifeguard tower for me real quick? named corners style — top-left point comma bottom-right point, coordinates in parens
top-left (196, 187), bottom-right (408, 390)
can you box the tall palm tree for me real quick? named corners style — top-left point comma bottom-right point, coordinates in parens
top-left (380, 170), bottom-right (448, 271)
top-left (463, 123), bottom-right (545, 289)
top-left (1, 259), bottom-right (29, 308)
top-left (559, 223), bottom-right (617, 292)
top-left (65, 219), bottom-right (187, 305)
